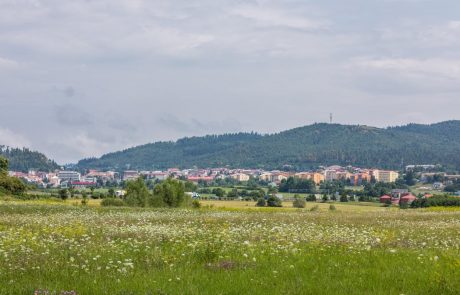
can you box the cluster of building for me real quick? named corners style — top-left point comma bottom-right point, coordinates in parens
top-left (8, 165), bottom-right (401, 189)
top-left (8, 170), bottom-right (118, 189)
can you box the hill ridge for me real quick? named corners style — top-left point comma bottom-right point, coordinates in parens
top-left (76, 121), bottom-right (460, 171)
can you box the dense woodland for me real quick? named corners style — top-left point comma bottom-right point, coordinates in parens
top-left (0, 146), bottom-right (59, 172)
top-left (77, 121), bottom-right (460, 171)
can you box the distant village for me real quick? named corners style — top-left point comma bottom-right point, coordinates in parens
top-left (8, 164), bottom-right (459, 189)
top-left (8, 166), bottom-right (400, 188)
top-left (6, 164), bottom-right (460, 207)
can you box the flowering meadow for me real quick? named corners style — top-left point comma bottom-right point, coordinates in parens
top-left (0, 203), bottom-right (459, 294)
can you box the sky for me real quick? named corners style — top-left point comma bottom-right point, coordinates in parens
top-left (0, 0), bottom-right (460, 164)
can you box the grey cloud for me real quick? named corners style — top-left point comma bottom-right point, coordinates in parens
top-left (0, 0), bottom-right (459, 163)
top-left (156, 114), bottom-right (243, 135)
top-left (55, 105), bottom-right (93, 127)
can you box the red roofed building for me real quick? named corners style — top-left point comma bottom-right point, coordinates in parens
top-left (400, 194), bottom-right (417, 205)
top-left (380, 195), bottom-right (391, 203)
top-left (71, 181), bottom-right (96, 189)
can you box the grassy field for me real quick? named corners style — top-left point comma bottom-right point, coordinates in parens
top-left (0, 201), bottom-right (459, 294)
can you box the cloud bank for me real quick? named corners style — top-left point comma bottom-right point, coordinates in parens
top-left (0, 0), bottom-right (459, 163)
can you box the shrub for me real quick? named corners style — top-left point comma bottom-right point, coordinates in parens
top-left (191, 199), bottom-right (201, 209)
top-left (59, 189), bottom-right (69, 200)
top-left (306, 194), bottom-right (317, 202)
top-left (310, 205), bottom-right (319, 212)
top-left (0, 175), bottom-right (27, 195)
top-left (81, 192), bottom-right (88, 206)
top-left (267, 196), bottom-right (282, 207)
top-left (399, 202), bottom-right (409, 209)
top-left (292, 195), bottom-right (306, 208)
top-left (101, 198), bottom-right (125, 207)
top-left (153, 178), bottom-right (186, 208)
top-left (124, 177), bottom-right (150, 207)
top-left (340, 194), bottom-right (348, 202)
top-left (411, 195), bottom-right (460, 208)
top-left (256, 198), bottom-right (266, 207)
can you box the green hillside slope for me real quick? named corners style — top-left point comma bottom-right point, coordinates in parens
top-left (77, 121), bottom-right (460, 171)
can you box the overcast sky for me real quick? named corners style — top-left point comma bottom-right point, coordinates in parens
top-left (0, 0), bottom-right (459, 163)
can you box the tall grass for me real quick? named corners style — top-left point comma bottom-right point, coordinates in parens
top-left (0, 203), bottom-right (459, 294)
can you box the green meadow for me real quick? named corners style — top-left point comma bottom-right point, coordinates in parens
top-left (0, 201), bottom-right (459, 294)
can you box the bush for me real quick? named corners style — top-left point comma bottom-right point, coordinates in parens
top-left (101, 198), bottom-right (126, 207)
top-left (292, 195), bottom-right (306, 208)
top-left (191, 199), bottom-right (201, 209)
top-left (153, 178), bottom-right (186, 207)
top-left (59, 189), bottom-right (69, 200)
top-left (411, 195), bottom-right (460, 208)
top-left (256, 198), bottom-right (266, 207)
top-left (0, 175), bottom-right (27, 195)
top-left (306, 194), bottom-right (317, 202)
top-left (267, 196), bottom-right (282, 207)
top-left (399, 202), bottom-right (409, 209)
top-left (340, 194), bottom-right (348, 202)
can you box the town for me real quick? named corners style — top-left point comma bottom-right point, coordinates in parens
top-left (8, 164), bottom-right (460, 205)
top-left (7, 166), bottom-right (403, 188)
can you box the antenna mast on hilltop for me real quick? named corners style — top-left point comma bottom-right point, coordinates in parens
top-left (329, 113), bottom-right (333, 124)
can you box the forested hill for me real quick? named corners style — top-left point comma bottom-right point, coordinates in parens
top-left (0, 146), bottom-right (60, 172)
top-left (77, 121), bottom-right (460, 171)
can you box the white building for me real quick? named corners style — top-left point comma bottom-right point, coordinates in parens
top-left (58, 171), bottom-right (81, 182)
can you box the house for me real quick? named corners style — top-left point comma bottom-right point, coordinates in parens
top-left (379, 195), bottom-right (391, 203)
top-left (350, 173), bottom-right (372, 186)
top-left (259, 173), bottom-right (273, 182)
top-left (325, 170), bottom-right (338, 181)
top-left (391, 189), bottom-right (409, 198)
top-left (432, 182), bottom-right (444, 190)
top-left (295, 172), bottom-right (324, 185)
top-left (378, 170), bottom-right (399, 183)
top-left (58, 171), bottom-right (81, 182)
top-left (400, 194), bottom-right (417, 205)
top-left (60, 181), bottom-right (69, 189)
top-left (271, 173), bottom-right (288, 183)
top-left (231, 173), bottom-right (250, 182)
top-left (123, 171), bottom-right (139, 181)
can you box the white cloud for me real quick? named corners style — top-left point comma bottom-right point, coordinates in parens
top-left (0, 128), bottom-right (30, 148)
top-left (354, 58), bottom-right (460, 80)
top-left (0, 57), bottom-right (19, 69)
top-left (231, 4), bottom-right (326, 30)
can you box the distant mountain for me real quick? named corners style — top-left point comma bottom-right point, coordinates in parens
top-left (77, 121), bottom-right (460, 171)
top-left (0, 146), bottom-right (60, 172)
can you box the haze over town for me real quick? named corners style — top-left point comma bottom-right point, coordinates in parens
top-left (1, 0), bottom-right (460, 163)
